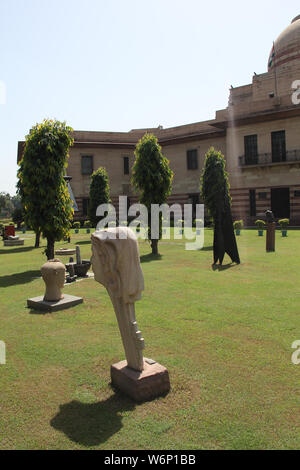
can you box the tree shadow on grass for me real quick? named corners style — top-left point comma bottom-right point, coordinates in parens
top-left (140, 253), bottom-right (163, 263)
top-left (0, 270), bottom-right (41, 288)
top-left (50, 393), bottom-right (135, 447)
top-left (211, 263), bottom-right (239, 271)
top-left (0, 246), bottom-right (35, 255)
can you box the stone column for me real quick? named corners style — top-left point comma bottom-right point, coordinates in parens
top-left (76, 245), bottom-right (81, 265)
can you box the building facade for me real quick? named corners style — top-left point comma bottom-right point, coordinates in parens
top-left (17, 16), bottom-right (300, 225)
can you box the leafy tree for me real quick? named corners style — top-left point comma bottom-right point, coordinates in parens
top-left (88, 167), bottom-right (111, 228)
top-left (132, 133), bottom-right (173, 255)
top-left (201, 147), bottom-right (240, 265)
top-left (11, 194), bottom-right (22, 210)
top-left (12, 207), bottom-right (23, 228)
top-left (11, 195), bottom-right (24, 228)
top-left (0, 192), bottom-right (9, 212)
top-left (0, 192), bottom-right (14, 216)
top-left (17, 119), bottom-right (74, 259)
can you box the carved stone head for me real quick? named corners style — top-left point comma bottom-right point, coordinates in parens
top-left (41, 258), bottom-right (66, 302)
top-left (91, 227), bottom-right (144, 304)
top-left (265, 210), bottom-right (275, 223)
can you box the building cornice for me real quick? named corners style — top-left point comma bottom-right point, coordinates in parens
top-left (213, 105), bottom-right (300, 129)
top-left (17, 129), bottom-right (226, 162)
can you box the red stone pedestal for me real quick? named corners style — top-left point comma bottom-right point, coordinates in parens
top-left (4, 225), bottom-right (15, 237)
top-left (266, 222), bottom-right (276, 252)
top-left (111, 359), bottom-right (170, 402)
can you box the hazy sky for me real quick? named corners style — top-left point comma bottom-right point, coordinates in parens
top-left (1, 0), bottom-right (299, 194)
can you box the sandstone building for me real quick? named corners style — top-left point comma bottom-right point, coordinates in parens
top-left (18, 16), bottom-right (300, 225)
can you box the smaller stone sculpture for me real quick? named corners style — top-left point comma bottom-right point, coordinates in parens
top-left (265, 210), bottom-right (275, 224)
top-left (27, 258), bottom-right (83, 312)
top-left (41, 259), bottom-right (66, 301)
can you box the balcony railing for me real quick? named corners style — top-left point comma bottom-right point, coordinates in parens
top-left (239, 149), bottom-right (300, 167)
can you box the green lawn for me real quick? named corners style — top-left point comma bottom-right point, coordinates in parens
top-left (0, 228), bottom-right (299, 450)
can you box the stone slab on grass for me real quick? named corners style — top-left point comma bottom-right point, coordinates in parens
top-left (4, 239), bottom-right (24, 246)
top-left (27, 294), bottom-right (83, 312)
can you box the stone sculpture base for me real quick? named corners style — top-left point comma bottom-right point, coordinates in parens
top-left (27, 294), bottom-right (83, 312)
top-left (55, 248), bottom-right (76, 256)
top-left (111, 359), bottom-right (170, 402)
top-left (4, 239), bottom-right (24, 246)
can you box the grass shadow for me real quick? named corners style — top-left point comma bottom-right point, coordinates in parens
top-left (140, 253), bottom-right (163, 263)
top-left (50, 394), bottom-right (135, 447)
top-left (0, 246), bottom-right (36, 255)
top-left (28, 308), bottom-right (48, 315)
top-left (200, 246), bottom-right (213, 251)
top-left (74, 240), bottom-right (91, 245)
top-left (0, 270), bottom-right (41, 288)
top-left (211, 263), bottom-right (239, 271)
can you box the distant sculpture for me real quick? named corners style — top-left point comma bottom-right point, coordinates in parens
top-left (41, 259), bottom-right (66, 302)
top-left (213, 196), bottom-right (240, 265)
top-left (265, 210), bottom-right (276, 252)
top-left (76, 245), bottom-right (81, 265)
top-left (265, 210), bottom-right (275, 223)
top-left (91, 227), bottom-right (145, 371)
top-left (27, 258), bottom-right (83, 312)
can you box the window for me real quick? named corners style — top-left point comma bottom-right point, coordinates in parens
top-left (294, 190), bottom-right (300, 198)
top-left (82, 198), bottom-right (89, 216)
top-left (249, 190), bottom-right (256, 217)
top-left (81, 155), bottom-right (93, 175)
top-left (244, 135), bottom-right (258, 164)
top-left (271, 131), bottom-right (286, 162)
top-left (123, 156), bottom-right (129, 175)
top-left (187, 149), bottom-right (198, 170)
top-left (258, 192), bottom-right (267, 200)
top-left (271, 188), bottom-right (290, 218)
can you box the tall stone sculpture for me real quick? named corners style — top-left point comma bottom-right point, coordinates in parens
top-left (91, 226), bottom-right (170, 401)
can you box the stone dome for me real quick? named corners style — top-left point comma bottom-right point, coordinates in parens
top-left (268, 16), bottom-right (300, 71)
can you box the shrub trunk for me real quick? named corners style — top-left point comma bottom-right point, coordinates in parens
top-left (34, 230), bottom-right (41, 248)
top-left (151, 239), bottom-right (158, 255)
top-left (46, 237), bottom-right (55, 260)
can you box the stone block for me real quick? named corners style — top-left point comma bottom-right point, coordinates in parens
top-left (27, 294), bottom-right (83, 312)
top-left (111, 359), bottom-right (170, 402)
